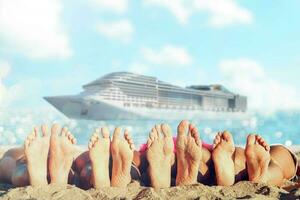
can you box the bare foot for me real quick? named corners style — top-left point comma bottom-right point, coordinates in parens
top-left (212, 131), bottom-right (235, 186)
top-left (49, 124), bottom-right (77, 184)
top-left (245, 134), bottom-right (270, 183)
top-left (146, 124), bottom-right (174, 188)
top-left (176, 120), bottom-right (202, 186)
top-left (111, 127), bottom-right (135, 187)
top-left (88, 127), bottom-right (110, 188)
top-left (24, 125), bottom-right (50, 186)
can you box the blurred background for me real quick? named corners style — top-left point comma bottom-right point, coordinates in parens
top-left (1, 0), bottom-right (300, 147)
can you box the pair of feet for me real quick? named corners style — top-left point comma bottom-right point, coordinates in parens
top-left (146, 119), bottom-right (271, 188)
top-left (212, 131), bottom-right (271, 186)
top-left (146, 121), bottom-right (202, 188)
top-left (24, 124), bottom-right (77, 186)
top-left (88, 127), bottom-right (135, 188)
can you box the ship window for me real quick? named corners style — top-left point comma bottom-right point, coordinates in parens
top-left (124, 103), bottom-right (130, 107)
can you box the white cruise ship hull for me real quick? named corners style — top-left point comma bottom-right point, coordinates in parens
top-left (44, 96), bottom-right (249, 121)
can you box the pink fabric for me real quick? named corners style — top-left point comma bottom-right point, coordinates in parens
top-left (139, 137), bottom-right (213, 153)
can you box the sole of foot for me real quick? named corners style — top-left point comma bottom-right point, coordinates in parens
top-left (88, 127), bottom-right (111, 188)
top-left (212, 131), bottom-right (235, 186)
top-left (24, 125), bottom-right (50, 186)
top-left (245, 134), bottom-right (270, 183)
top-left (146, 124), bottom-right (174, 188)
top-left (176, 120), bottom-right (202, 186)
top-left (111, 127), bottom-right (135, 187)
top-left (49, 124), bottom-right (77, 184)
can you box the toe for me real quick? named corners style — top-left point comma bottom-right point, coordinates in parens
top-left (262, 142), bottom-right (269, 150)
top-left (256, 135), bottom-right (264, 144)
top-left (189, 124), bottom-right (198, 136)
top-left (265, 144), bottom-right (270, 151)
top-left (217, 131), bottom-right (222, 141)
top-left (90, 133), bottom-right (99, 143)
top-left (28, 131), bottom-right (35, 141)
top-left (68, 132), bottom-right (74, 141)
top-left (256, 135), bottom-right (269, 151)
top-left (101, 127), bottom-right (110, 138)
top-left (222, 131), bottom-right (234, 145)
top-left (51, 123), bottom-right (60, 137)
top-left (189, 123), bottom-right (195, 132)
top-left (150, 131), bottom-right (156, 141)
top-left (255, 135), bottom-right (262, 143)
top-left (213, 132), bottom-right (222, 148)
top-left (152, 127), bottom-right (159, 140)
top-left (124, 129), bottom-right (133, 144)
top-left (112, 127), bottom-right (121, 142)
top-left (246, 134), bottom-right (256, 145)
top-left (33, 127), bottom-right (38, 137)
top-left (187, 124), bottom-right (194, 137)
top-left (213, 138), bottom-right (218, 146)
top-left (95, 128), bottom-right (100, 134)
top-left (41, 124), bottom-right (48, 137)
top-left (24, 138), bottom-right (30, 149)
top-left (214, 132), bottom-right (221, 143)
top-left (88, 140), bottom-right (94, 149)
top-left (177, 120), bottom-right (189, 138)
top-left (191, 127), bottom-right (201, 146)
top-left (71, 137), bottom-right (77, 144)
top-left (161, 123), bottom-right (172, 138)
top-left (92, 132), bottom-right (99, 138)
top-left (155, 124), bottom-right (162, 138)
top-left (190, 126), bottom-right (197, 137)
top-left (124, 129), bottom-right (131, 140)
top-left (147, 138), bottom-right (152, 148)
top-left (124, 131), bottom-right (135, 149)
top-left (61, 127), bottom-right (68, 137)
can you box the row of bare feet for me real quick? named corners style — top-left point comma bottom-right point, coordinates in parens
top-left (24, 120), bottom-right (272, 189)
top-left (146, 120), bottom-right (271, 188)
top-left (25, 124), bottom-right (135, 188)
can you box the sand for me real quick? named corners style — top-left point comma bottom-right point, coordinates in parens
top-left (0, 149), bottom-right (299, 199)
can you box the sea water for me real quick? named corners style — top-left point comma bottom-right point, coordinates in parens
top-left (0, 110), bottom-right (300, 147)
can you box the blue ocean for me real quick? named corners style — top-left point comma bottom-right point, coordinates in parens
top-left (0, 109), bottom-right (299, 147)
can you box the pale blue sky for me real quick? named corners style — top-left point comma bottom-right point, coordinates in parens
top-left (1, 0), bottom-right (300, 114)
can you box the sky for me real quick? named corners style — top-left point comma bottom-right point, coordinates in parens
top-left (1, 0), bottom-right (300, 116)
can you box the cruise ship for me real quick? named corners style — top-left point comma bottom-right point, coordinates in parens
top-left (44, 72), bottom-right (247, 120)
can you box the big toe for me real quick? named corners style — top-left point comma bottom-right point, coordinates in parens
top-left (177, 120), bottom-right (189, 138)
top-left (113, 127), bottom-right (121, 143)
top-left (51, 123), bottom-right (61, 137)
top-left (247, 134), bottom-right (256, 145)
